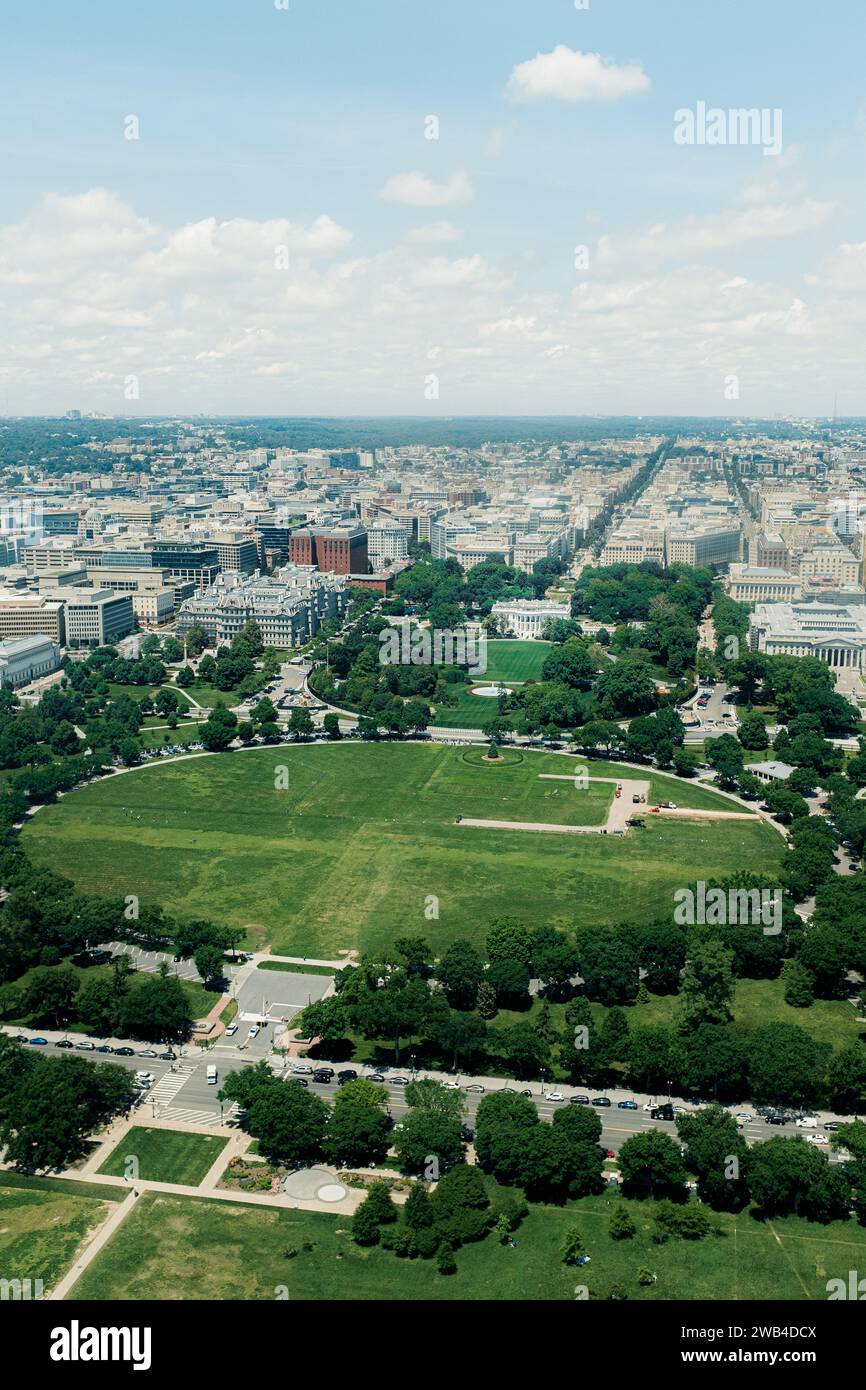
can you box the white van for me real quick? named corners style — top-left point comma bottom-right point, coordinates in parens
top-left (207, 1064), bottom-right (218, 1085)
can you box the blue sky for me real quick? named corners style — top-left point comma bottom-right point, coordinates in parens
top-left (1, 0), bottom-right (865, 415)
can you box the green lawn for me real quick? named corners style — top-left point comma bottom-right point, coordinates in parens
top-left (70, 1187), bottom-right (866, 1301)
top-left (588, 977), bottom-right (863, 1056)
top-left (482, 640), bottom-right (552, 683)
top-left (0, 1174), bottom-right (118, 1296)
top-left (431, 640), bottom-right (552, 727)
top-left (97, 1127), bottom-right (228, 1186)
top-left (23, 743), bottom-right (783, 960)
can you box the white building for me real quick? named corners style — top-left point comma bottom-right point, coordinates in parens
top-left (0, 635), bottom-right (62, 688)
top-left (490, 598), bottom-right (570, 640)
top-left (749, 601), bottom-right (866, 671)
top-left (177, 565), bottom-right (347, 647)
top-left (728, 565), bottom-right (803, 604)
top-left (367, 523), bottom-right (409, 569)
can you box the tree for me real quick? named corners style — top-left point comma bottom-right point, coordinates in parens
top-left (495, 1021), bottom-right (550, 1079)
top-left (486, 916), bottom-right (533, 966)
top-left (248, 1080), bottom-right (328, 1165)
top-left (618, 1131), bottom-right (688, 1200)
top-left (352, 1181), bottom-right (397, 1245)
top-left (403, 1077), bottom-right (465, 1120)
top-left (747, 1137), bottom-right (851, 1221)
top-left (561, 1225), bottom-right (584, 1263)
top-left (201, 705), bottom-right (238, 752)
top-left (393, 1110), bottom-right (464, 1175)
top-left (288, 707), bottom-right (314, 740)
top-left (609, 1206), bottom-right (637, 1239)
top-left (827, 1044), bottom-right (866, 1115)
top-left (748, 1023), bottom-right (828, 1109)
top-left (677, 940), bottom-right (735, 1029)
top-left (0, 1055), bottom-right (136, 1173)
top-left (428, 1164), bottom-right (491, 1246)
top-left (677, 1105), bottom-right (749, 1210)
top-left (436, 942), bottom-right (484, 1010)
top-left (322, 712), bottom-right (342, 740)
top-left (707, 734), bottom-right (744, 788)
top-left (323, 1099), bottom-right (391, 1167)
top-left (679, 1025), bottom-right (748, 1102)
top-left (119, 971), bottom-right (192, 1041)
top-left (488, 958), bottom-right (530, 1009)
top-left (738, 712), bottom-right (769, 750)
top-left (194, 944), bottom-right (225, 989)
top-left (577, 930), bottom-right (639, 1005)
top-left (532, 927), bottom-right (579, 998)
top-left (404, 1183), bottom-right (435, 1231)
top-left (781, 958), bottom-right (815, 1008)
top-left (21, 967), bottom-right (78, 1026)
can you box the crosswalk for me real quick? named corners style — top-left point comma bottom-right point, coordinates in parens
top-left (147, 1066), bottom-right (197, 1107)
top-left (158, 1105), bottom-right (223, 1128)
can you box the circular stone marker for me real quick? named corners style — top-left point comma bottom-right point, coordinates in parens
top-left (315, 1182), bottom-right (348, 1203)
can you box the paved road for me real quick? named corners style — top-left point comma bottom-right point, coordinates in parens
top-left (3, 1028), bottom-right (851, 1155)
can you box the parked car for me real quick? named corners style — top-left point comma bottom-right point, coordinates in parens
top-left (570, 1094), bottom-right (590, 1105)
top-left (115, 1047), bottom-right (135, 1057)
top-left (442, 1080), bottom-right (461, 1090)
top-left (389, 1075), bottom-right (410, 1085)
top-left (291, 1077), bottom-right (309, 1087)
top-left (246, 1026), bottom-right (260, 1040)
top-left (806, 1133), bottom-right (829, 1145)
top-left (138, 1049), bottom-right (158, 1058)
top-left (735, 1113), bottom-right (753, 1123)
top-left (29, 1037), bottom-right (48, 1046)
top-left (459, 1125), bottom-right (475, 1141)
top-left (291, 1063), bottom-right (313, 1074)
top-left (95, 1044), bottom-right (114, 1054)
top-left (368, 1072), bottom-right (386, 1083)
top-left (824, 1122), bottom-right (841, 1132)
top-left (591, 1096), bottom-right (612, 1107)
top-left (311, 1069), bottom-right (334, 1082)
top-left (159, 1051), bottom-right (176, 1062)
top-left (617, 1099), bottom-right (638, 1110)
top-left (54, 1039), bottom-right (74, 1049)
top-left (546, 1091), bottom-right (565, 1102)
top-left (75, 1041), bottom-right (96, 1051)
top-left (225, 1023), bottom-right (239, 1037)
top-left (464, 1084), bottom-right (485, 1094)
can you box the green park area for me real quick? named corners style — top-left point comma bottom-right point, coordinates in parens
top-left (70, 1186), bottom-right (866, 1302)
top-left (431, 639), bottom-right (551, 728)
top-left (22, 742), bottom-right (782, 960)
top-left (97, 1127), bottom-right (229, 1186)
top-left (0, 1172), bottom-right (121, 1297)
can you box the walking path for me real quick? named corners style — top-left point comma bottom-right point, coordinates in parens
top-left (48, 1190), bottom-right (138, 1300)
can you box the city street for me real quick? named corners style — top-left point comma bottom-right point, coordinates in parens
top-left (1, 1025), bottom-right (851, 1157)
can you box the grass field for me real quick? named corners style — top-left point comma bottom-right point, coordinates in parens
top-left (431, 639), bottom-right (550, 727)
top-left (97, 1128), bottom-right (229, 1186)
top-left (0, 1173), bottom-right (117, 1296)
top-left (70, 1187), bottom-right (866, 1302)
top-left (22, 744), bottom-right (783, 959)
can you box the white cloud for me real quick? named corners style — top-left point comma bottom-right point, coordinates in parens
top-left (403, 221), bottom-right (463, 244)
top-left (506, 46), bottom-right (650, 104)
top-left (0, 184), bottom-right (863, 415)
top-left (597, 198), bottom-right (835, 265)
top-left (378, 170), bottom-right (474, 206)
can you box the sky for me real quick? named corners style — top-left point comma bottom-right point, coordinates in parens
top-left (1, 0), bottom-right (865, 418)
